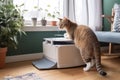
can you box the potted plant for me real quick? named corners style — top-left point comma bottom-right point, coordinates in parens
top-left (31, 6), bottom-right (40, 26)
top-left (0, 0), bottom-right (25, 68)
top-left (41, 17), bottom-right (47, 26)
top-left (47, 6), bottom-right (60, 26)
top-left (39, 5), bottom-right (55, 26)
top-left (39, 7), bottom-right (49, 26)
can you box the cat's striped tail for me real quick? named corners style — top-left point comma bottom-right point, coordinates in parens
top-left (94, 42), bottom-right (107, 76)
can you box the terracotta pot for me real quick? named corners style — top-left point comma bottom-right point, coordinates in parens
top-left (0, 47), bottom-right (7, 68)
top-left (50, 21), bottom-right (57, 26)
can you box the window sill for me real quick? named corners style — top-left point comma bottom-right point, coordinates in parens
top-left (23, 25), bottom-right (65, 32)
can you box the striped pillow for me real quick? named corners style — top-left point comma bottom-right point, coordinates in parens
top-left (112, 3), bottom-right (120, 32)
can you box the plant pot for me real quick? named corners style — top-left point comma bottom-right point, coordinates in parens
top-left (41, 19), bottom-right (47, 26)
top-left (50, 21), bottom-right (57, 26)
top-left (32, 18), bottom-right (37, 26)
top-left (0, 47), bottom-right (7, 68)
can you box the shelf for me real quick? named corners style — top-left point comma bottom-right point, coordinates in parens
top-left (23, 25), bottom-right (65, 32)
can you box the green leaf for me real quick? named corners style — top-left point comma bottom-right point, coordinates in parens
top-left (0, 1), bottom-right (26, 48)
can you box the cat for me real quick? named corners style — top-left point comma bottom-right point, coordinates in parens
top-left (58, 17), bottom-right (107, 76)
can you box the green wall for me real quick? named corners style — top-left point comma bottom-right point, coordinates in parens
top-left (7, 31), bottom-right (65, 56)
top-left (102, 0), bottom-right (120, 31)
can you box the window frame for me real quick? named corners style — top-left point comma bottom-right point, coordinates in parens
top-left (13, 0), bottom-right (63, 31)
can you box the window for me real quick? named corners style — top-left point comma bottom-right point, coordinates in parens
top-left (13, 0), bottom-right (63, 26)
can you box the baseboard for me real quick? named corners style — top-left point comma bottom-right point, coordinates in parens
top-left (6, 53), bottom-right (43, 63)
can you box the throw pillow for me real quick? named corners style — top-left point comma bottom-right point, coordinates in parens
top-left (112, 3), bottom-right (120, 32)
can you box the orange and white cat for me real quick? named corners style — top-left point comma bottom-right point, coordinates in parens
top-left (58, 18), bottom-right (107, 76)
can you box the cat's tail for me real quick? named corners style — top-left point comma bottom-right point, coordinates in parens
top-left (94, 43), bottom-right (107, 76)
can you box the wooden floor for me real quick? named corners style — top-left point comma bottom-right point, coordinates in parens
top-left (0, 56), bottom-right (120, 80)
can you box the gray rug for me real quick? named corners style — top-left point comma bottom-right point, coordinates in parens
top-left (4, 72), bottom-right (43, 80)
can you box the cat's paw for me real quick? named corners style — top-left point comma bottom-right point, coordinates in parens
top-left (64, 33), bottom-right (70, 39)
top-left (83, 67), bottom-right (89, 72)
top-left (83, 62), bottom-right (91, 71)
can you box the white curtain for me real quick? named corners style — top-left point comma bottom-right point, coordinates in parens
top-left (63, 0), bottom-right (76, 21)
top-left (63, 0), bottom-right (102, 31)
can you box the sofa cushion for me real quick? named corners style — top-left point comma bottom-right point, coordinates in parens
top-left (95, 31), bottom-right (120, 44)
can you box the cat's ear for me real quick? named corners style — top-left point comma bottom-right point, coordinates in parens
top-left (63, 17), bottom-right (70, 23)
top-left (58, 18), bottom-right (62, 21)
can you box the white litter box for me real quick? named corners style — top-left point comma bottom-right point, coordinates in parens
top-left (32, 38), bottom-right (84, 69)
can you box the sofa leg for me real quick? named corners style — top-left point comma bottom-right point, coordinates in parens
top-left (109, 43), bottom-right (112, 55)
top-left (109, 43), bottom-right (116, 55)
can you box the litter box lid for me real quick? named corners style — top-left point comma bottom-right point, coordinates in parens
top-left (44, 37), bottom-right (74, 45)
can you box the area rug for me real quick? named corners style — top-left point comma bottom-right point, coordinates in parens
top-left (4, 72), bottom-right (43, 80)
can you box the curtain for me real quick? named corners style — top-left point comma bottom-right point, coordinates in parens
top-left (63, 0), bottom-right (76, 21)
top-left (63, 0), bottom-right (102, 31)
top-left (88, 0), bottom-right (102, 31)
